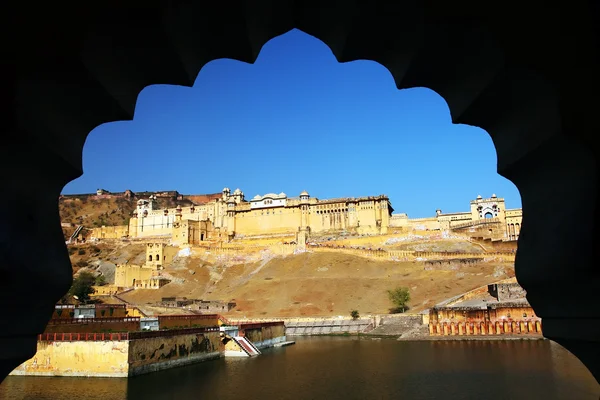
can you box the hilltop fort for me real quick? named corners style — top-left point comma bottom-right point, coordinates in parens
top-left (59, 187), bottom-right (524, 321)
top-left (71, 187), bottom-right (522, 245)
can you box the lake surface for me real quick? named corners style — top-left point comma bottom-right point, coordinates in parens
top-left (1, 338), bottom-right (598, 400)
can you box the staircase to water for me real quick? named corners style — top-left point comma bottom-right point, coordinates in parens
top-left (232, 336), bottom-right (261, 356)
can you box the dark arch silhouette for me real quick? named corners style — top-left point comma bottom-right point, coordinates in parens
top-left (2, 1), bottom-right (599, 384)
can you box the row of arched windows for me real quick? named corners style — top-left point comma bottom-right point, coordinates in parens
top-left (507, 223), bottom-right (521, 240)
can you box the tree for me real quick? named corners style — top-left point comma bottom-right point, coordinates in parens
top-left (350, 310), bottom-right (360, 320)
top-left (388, 287), bottom-right (411, 313)
top-left (95, 274), bottom-right (107, 286)
top-left (68, 271), bottom-right (96, 303)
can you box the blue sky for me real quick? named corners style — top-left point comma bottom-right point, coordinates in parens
top-left (63, 29), bottom-right (521, 218)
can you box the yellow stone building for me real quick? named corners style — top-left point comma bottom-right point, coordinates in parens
top-left (389, 194), bottom-right (523, 241)
top-left (128, 188), bottom-right (394, 243)
top-left (113, 243), bottom-right (178, 288)
top-left (93, 189), bottom-right (521, 244)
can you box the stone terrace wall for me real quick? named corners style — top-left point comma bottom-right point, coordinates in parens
top-left (128, 329), bottom-right (221, 376)
top-left (11, 327), bottom-right (223, 377)
top-left (10, 340), bottom-right (130, 377)
top-left (238, 322), bottom-right (286, 348)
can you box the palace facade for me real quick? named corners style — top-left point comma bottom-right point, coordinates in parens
top-left (390, 194), bottom-right (523, 241)
top-left (89, 188), bottom-right (522, 244)
top-left (127, 188), bottom-right (394, 244)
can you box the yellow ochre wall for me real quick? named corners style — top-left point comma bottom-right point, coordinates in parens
top-left (235, 207), bottom-right (300, 236)
top-left (91, 285), bottom-right (126, 296)
top-left (91, 225), bottom-right (129, 239)
top-left (11, 331), bottom-right (223, 377)
top-left (114, 264), bottom-right (153, 287)
top-left (145, 243), bottom-right (179, 267)
top-left (10, 341), bottom-right (130, 377)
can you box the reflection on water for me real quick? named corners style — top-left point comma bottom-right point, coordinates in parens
top-left (1, 338), bottom-right (598, 400)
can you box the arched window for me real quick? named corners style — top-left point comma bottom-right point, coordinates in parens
top-left (484, 212), bottom-right (493, 219)
top-left (148, 255), bottom-right (153, 261)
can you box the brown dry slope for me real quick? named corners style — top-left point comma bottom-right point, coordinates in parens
top-left (59, 194), bottom-right (196, 239)
top-left (67, 242), bottom-right (147, 276)
top-left (120, 251), bottom-right (514, 318)
top-left (60, 197), bottom-right (136, 228)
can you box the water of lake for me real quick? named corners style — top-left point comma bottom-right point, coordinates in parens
top-left (1, 337), bottom-right (598, 400)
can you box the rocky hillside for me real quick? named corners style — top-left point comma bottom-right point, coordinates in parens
top-left (60, 196), bottom-right (137, 227)
top-left (67, 242), bottom-right (147, 277)
top-left (117, 249), bottom-right (515, 318)
top-left (58, 192), bottom-right (197, 239)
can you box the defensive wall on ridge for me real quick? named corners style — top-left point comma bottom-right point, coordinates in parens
top-left (306, 245), bottom-right (515, 262)
top-left (184, 242), bottom-right (516, 262)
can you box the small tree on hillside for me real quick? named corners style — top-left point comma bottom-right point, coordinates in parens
top-left (388, 287), bottom-right (411, 313)
top-left (350, 310), bottom-right (360, 320)
top-left (68, 271), bottom-right (96, 304)
top-left (95, 274), bottom-right (107, 286)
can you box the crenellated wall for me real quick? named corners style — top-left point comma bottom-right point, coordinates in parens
top-left (307, 244), bottom-right (515, 262)
top-left (44, 317), bottom-right (141, 334)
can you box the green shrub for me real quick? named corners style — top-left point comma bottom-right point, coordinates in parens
top-left (387, 287), bottom-right (411, 313)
